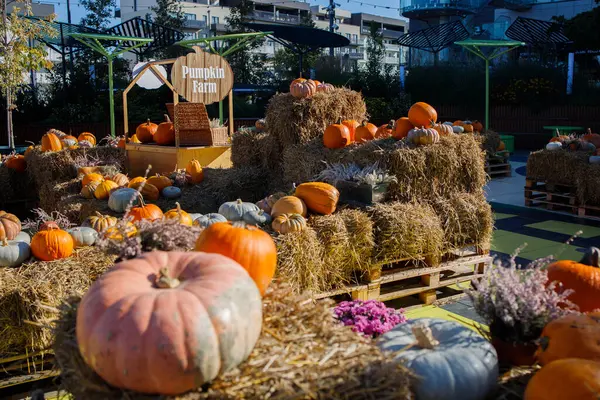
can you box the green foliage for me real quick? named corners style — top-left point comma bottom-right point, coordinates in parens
top-left (404, 65), bottom-right (484, 106)
top-left (554, 5), bottom-right (600, 51)
top-left (365, 22), bottom-right (385, 81)
top-left (80, 0), bottom-right (116, 30)
top-left (149, 0), bottom-right (186, 59)
top-left (365, 95), bottom-right (412, 121)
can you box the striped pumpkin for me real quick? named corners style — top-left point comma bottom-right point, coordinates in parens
top-left (76, 251), bottom-right (262, 395)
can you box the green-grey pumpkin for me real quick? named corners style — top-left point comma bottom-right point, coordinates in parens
top-left (193, 213), bottom-right (227, 228)
top-left (67, 226), bottom-right (98, 248)
top-left (0, 239), bottom-right (31, 267)
top-left (14, 231), bottom-right (30, 244)
top-left (377, 318), bottom-right (499, 400)
top-left (218, 199), bottom-right (259, 221)
top-left (242, 209), bottom-right (272, 226)
top-left (162, 186), bottom-right (182, 199)
top-left (108, 188), bottom-right (140, 213)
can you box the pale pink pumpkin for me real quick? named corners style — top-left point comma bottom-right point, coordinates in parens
top-left (76, 251), bottom-right (263, 395)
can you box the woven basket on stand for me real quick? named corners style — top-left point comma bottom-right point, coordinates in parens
top-left (166, 103), bottom-right (229, 146)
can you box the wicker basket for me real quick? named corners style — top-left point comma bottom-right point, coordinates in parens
top-left (167, 103), bottom-right (229, 146)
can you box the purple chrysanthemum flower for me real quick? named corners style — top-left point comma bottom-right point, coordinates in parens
top-left (333, 299), bottom-right (407, 338)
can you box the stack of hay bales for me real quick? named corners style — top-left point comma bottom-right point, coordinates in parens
top-left (0, 165), bottom-right (37, 207)
top-left (232, 88), bottom-right (493, 295)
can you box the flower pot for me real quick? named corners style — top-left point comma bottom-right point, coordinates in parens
top-left (336, 181), bottom-right (389, 207)
top-left (491, 337), bottom-right (537, 366)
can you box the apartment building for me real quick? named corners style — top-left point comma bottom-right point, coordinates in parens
top-left (118, 0), bottom-right (409, 69)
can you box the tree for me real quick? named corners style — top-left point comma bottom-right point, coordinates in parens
top-left (151, 0), bottom-right (185, 31)
top-left (80, 0), bottom-right (116, 30)
top-left (0, 2), bottom-right (56, 148)
top-left (225, 0), bottom-right (266, 84)
top-left (365, 22), bottom-right (385, 80)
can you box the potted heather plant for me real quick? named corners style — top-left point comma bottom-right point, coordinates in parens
top-left (465, 254), bottom-right (577, 366)
top-left (314, 162), bottom-right (397, 207)
top-left (333, 299), bottom-right (407, 339)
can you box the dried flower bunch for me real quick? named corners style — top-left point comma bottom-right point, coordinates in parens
top-left (466, 250), bottom-right (577, 344)
top-left (22, 208), bottom-right (73, 234)
top-left (334, 299), bottom-right (407, 338)
top-left (210, 118), bottom-right (224, 128)
top-left (315, 162), bottom-right (398, 187)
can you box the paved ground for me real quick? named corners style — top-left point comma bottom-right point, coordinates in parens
top-left (409, 151), bottom-right (600, 327)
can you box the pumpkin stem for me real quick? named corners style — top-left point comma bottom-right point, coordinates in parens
top-left (164, 114), bottom-right (171, 123)
top-left (146, 118), bottom-right (151, 125)
top-left (155, 267), bottom-right (181, 289)
top-left (1, 238), bottom-right (7, 246)
top-left (580, 247), bottom-right (600, 268)
top-left (361, 119), bottom-right (368, 126)
top-left (95, 211), bottom-right (103, 218)
top-left (411, 323), bottom-right (439, 349)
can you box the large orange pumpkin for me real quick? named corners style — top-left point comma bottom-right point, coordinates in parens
top-left (164, 202), bottom-right (193, 226)
top-left (535, 313), bottom-right (600, 366)
top-left (41, 132), bottom-right (62, 152)
top-left (549, 135), bottom-right (569, 143)
top-left (341, 119), bottom-right (360, 142)
top-left (129, 198), bottom-right (164, 222)
top-left (147, 174), bottom-right (172, 192)
top-left (154, 115), bottom-right (175, 145)
top-left (294, 182), bottom-right (339, 215)
top-left (547, 247), bottom-right (600, 312)
top-left (408, 102), bottom-right (437, 128)
top-left (270, 196), bottom-right (307, 218)
top-left (524, 358), bottom-right (600, 400)
top-left (354, 121), bottom-right (378, 143)
top-left (195, 222), bottom-right (277, 296)
top-left (76, 251), bottom-right (263, 395)
top-left (135, 119), bottom-right (158, 143)
top-left (393, 117), bottom-right (413, 140)
top-left (375, 120), bottom-right (395, 139)
top-left (4, 154), bottom-right (26, 172)
top-left (582, 129), bottom-right (600, 148)
top-left (31, 225), bottom-right (74, 261)
top-left (323, 122), bottom-right (351, 149)
top-left (472, 120), bottom-right (483, 132)
top-left (186, 159), bottom-right (204, 184)
top-left (78, 132), bottom-right (96, 145)
top-left (0, 211), bottom-right (21, 242)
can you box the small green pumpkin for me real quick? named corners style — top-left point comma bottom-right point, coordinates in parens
top-left (162, 186), bottom-right (182, 199)
top-left (0, 239), bottom-right (31, 267)
top-left (193, 213), bottom-right (228, 228)
top-left (218, 199), bottom-right (259, 221)
top-left (67, 226), bottom-right (98, 248)
top-left (108, 188), bottom-right (140, 213)
top-left (242, 209), bottom-right (272, 226)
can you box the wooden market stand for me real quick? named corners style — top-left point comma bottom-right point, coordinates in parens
top-left (122, 33), bottom-right (271, 177)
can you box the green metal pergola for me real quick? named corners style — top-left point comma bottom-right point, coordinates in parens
top-left (175, 32), bottom-right (272, 124)
top-left (69, 33), bottom-right (154, 137)
top-left (455, 39), bottom-right (525, 131)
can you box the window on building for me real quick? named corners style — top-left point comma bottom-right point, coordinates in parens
top-left (203, 15), bottom-right (208, 24)
top-left (346, 33), bottom-right (351, 40)
top-left (352, 34), bottom-right (358, 43)
top-left (185, 13), bottom-right (196, 20)
top-left (212, 16), bottom-right (219, 24)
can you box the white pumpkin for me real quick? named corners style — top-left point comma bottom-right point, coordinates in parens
top-left (193, 213), bottom-right (228, 228)
top-left (378, 318), bottom-right (499, 400)
top-left (589, 156), bottom-right (600, 164)
top-left (0, 239), bottom-right (31, 267)
top-left (14, 231), bottom-right (31, 244)
top-left (218, 199), bottom-right (260, 221)
top-left (546, 142), bottom-right (562, 151)
top-left (242, 209), bottom-right (272, 226)
top-left (67, 226), bottom-right (98, 248)
top-left (452, 125), bottom-right (465, 134)
top-left (443, 121), bottom-right (454, 126)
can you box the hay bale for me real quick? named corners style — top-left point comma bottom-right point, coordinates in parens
top-left (480, 130), bottom-right (501, 155)
top-left (430, 192), bottom-right (493, 251)
top-left (265, 88), bottom-right (367, 148)
top-left (388, 135), bottom-right (487, 202)
top-left (369, 202), bottom-right (444, 265)
top-left (526, 150), bottom-right (589, 186)
top-left (0, 166), bottom-right (37, 205)
top-left (230, 129), bottom-right (265, 168)
top-left (338, 208), bottom-right (375, 274)
top-left (576, 164), bottom-right (600, 206)
top-left (0, 247), bottom-right (115, 359)
top-left (54, 284), bottom-right (413, 399)
top-left (310, 214), bottom-right (354, 282)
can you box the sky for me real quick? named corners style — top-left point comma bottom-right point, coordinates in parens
top-left (41, 0), bottom-right (402, 27)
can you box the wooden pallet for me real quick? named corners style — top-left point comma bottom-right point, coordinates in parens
top-left (577, 203), bottom-right (600, 221)
top-left (313, 246), bottom-right (492, 305)
top-left (524, 179), bottom-right (578, 213)
top-left (486, 150), bottom-right (511, 178)
top-left (0, 352), bottom-right (55, 394)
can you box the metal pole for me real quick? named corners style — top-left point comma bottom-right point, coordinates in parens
top-left (566, 52), bottom-right (574, 95)
top-left (108, 58), bottom-right (115, 137)
top-left (328, 0), bottom-right (334, 57)
top-left (67, 0), bottom-right (72, 23)
top-left (3, 0), bottom-right (12, 149)
top-left (485, 58), bottom-right (489, 131)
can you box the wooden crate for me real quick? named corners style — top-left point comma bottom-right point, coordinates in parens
top-left (524, 179), bottom-right (578, 213)
top-left (126, 143), bottom-right (232, 177)
top-left (0, 351), bottom-right (55, 391)
top-left (486, 150), bottom-right (511, 178)
top-left (578, 203), bottom-right (600, 221)
top-left (312, 246), bottom-right (492, 305)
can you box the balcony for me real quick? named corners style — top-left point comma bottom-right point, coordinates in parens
top-left (348, 52), bottom-right (365, 60)
top-left (211, 23), bottom-right (228, 32)
top-left (183, 19), bottom-right (207, 30)
top-left (489, 0), bottom-right (533, 10)
top-left (400, 0), bottom-right (484, 19)
top-left (361, 27), bottom-right (405, 40)
top-left (385, 56), bottom-right (399, 64)
top-left (252, 10), bottom-right (301, 25)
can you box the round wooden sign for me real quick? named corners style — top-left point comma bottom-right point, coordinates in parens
top-left (171, 46), bottom-right (234, 105)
